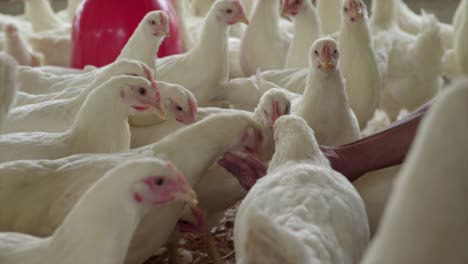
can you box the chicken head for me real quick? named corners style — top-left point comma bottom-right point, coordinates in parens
top-left (143, 10), bottom-right (170, 37)
top-left (214, 0), bottom-right (249, 25)
top-left (310, 38), bottom-right (339, 71)
top-left (343, 0), bottom-right (365, 23)
top-left (130, 160), bottom-right (197, 207)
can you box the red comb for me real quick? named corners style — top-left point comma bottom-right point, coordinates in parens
top-left (151, 81), bottom-right (161, 103)
top-left (188, 98), bottom-right (197, 122)
top-left (144, 66), bottom-right (154, 82)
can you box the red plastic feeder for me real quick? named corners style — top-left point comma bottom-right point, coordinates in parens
top-left (71, 0), bottom-right (183, 69)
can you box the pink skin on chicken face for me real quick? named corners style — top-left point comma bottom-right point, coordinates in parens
top-left (133, 163), bottom-right (197, 206)
top-left (217, 0), bottom-right (249, 25)
top-left (172, 97), bottom-right (198, 125)
top-left (120, 83), bottom-right (165, 118)
top-left (313, 40), bottom-right (339, 71)
top-left (344, 0), bottom-right (364, 22)
top-left (281, 0), bottom-right (303, 17)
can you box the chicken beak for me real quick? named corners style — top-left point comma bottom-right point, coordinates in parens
top-left (319, 43), bottom-right (336, 71)
top-left (280, 6), bottom-right (291, 18)
top-left (162, 26), bottom-right (170, 37)
top-left (349, 9), bottom-right (364, 21)
top-left (180, 189), bottom-right (198, 207)
top-left (152, 105), bottom-right (167, 120)
top-left (239, 15), bottom-right (249, 25)
top-left (321, 61), bottom-right (336, 70)
top-left (232, 11), bottom-right (249, 25)
top-left (159, 14), bottom-right (170, 37)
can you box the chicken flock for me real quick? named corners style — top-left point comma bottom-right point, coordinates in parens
top-left (0, 0), bottom-right (467, 263)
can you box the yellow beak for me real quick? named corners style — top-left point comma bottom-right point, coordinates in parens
top-left (183, 190), bottom-right (198, 207)
top-left (322, 62), bottom-right (336, 71)
top-left (280, 7), bottom-right (290, 18)
top-left (239, 16), bottom-right (249, 25)
top-left (153, 105), bottom-right (167, 120)
top-left (349, 9), bottom-right (364, 20)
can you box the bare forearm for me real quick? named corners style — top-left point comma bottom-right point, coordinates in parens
top-left (324, 101), bottom-right (433, 182)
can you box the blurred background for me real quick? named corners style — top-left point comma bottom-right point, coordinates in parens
top-left (0, 0), bottom-right (461, 23)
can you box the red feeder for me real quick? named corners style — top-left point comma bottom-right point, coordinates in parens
top-left (71, 0), bottom-right (183, 69)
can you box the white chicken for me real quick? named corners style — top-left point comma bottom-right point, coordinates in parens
top-left (17, 58), bottom-right (152, 95)
top-left (361, 78), bottom-right (468, 264)
top-left (353, 165), bottom-right (400, 235)
top-left (3, 60), bottom-right (155, 134)
top-left (339, 0), bottom-right (382, 129)
top-left (27, 29), bottom-right (71, 67)
top-left (219, 67), bottom-right (307, 111)
top-left (0, 53), bottom-right (17, 130)
top-left (441, 0), bottom-right (468, 78)
top-left (281, 0), bottom-right (322, 69)
top-left (117, 11), bottom-right (170, 70)
top-left (371, 0), bottom-right (444, 121)
top-left (0, 76), bottom-right (164, 163)
top-left (240, 0), bottom-right (290, 76)
top-left (167, 0), bottom-right (197, 51)
top-left (161, 88), bottom-right (290, 264)
top-left (234, 115), bottom-right (369, 264)
top-left (0, 14), bottom-right (32, 39)
top-left (3, 23), bottom-right (44, 67)
top-left (15, 0), bottom-right (72, 66)
top-left (0, 113), bottom-right (263, 264)
top-left (189, 0), bottom-right (216, 16)
top-left (128, 81), bottom-right (198, 127)
top-left (156, 0), bottom-right (248, 106)
top-left (316, 0), bottom-right (342, 35)
top-left (297, 38), bottom-right (360, 146)
top-left (131, 87), bottom-right (288, 149)
top-left (453, 0), bottom-right (467, 31)
top-left (56, 0), bottom-right (83, 22)
top-left (14, 59), bottom-right (154, 106)
top-left (398, 0), bottom-right (454, 50)
top-left (0, 158), bottom-right (196, 264)
top-left (455, 0), bottom-right (468, 75)
top-left (23, 0), bottom-right (67, 33)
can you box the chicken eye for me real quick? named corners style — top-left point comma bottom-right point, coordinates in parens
top-left (285, 104), bottom-right (290, 113)
top-left (176, 106), bottom-right (183, 111)
top-left (334, 49), bottom-right (338, 55)
top-left (226, 8), bottom-right (233, 14)
top-left (138, 87), bottom-right (147, 95)
top-left (151, 20), bottom-right (156, 25)
top-left (155, 178), bottom-right (165, 186)
top-left (314, 50), bottom-right (319, 55)
top-left (344, 7), bottom-right (348, 12)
